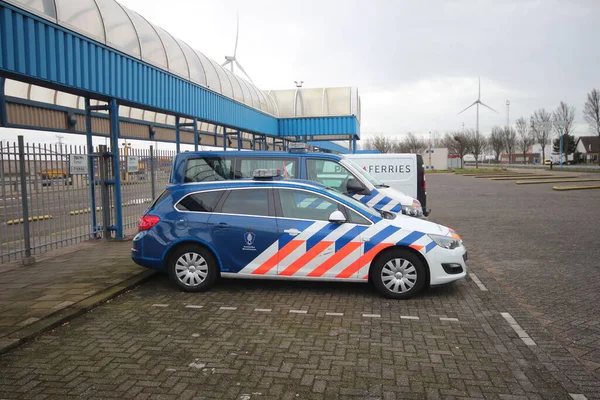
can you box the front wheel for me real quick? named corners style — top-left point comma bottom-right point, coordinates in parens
top-left (371, 249), bottom-right (426, 299)
top-left (168, 245), bottom-right (218, 292)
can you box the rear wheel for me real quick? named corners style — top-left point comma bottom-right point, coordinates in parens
top-left (168, 245), bottom-right (218, 292)
top-left (371, 249), bottom-right (426, 299)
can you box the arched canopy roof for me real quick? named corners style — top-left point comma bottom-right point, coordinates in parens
top-left (4, 0), bottom-right (279, 116)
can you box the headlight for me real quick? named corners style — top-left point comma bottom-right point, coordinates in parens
top-left (402, 205), bottom-right (423, 217)
top-left (428, 234), bottom-right (462, 250)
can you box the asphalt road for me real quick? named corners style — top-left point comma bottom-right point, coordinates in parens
top-left (0, 171), bottom-right (599, 399)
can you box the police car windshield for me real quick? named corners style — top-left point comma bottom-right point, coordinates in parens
top-left (341, 157), bottom-right (386, 188)
top-left (322, 187), bottom-right (382, 219)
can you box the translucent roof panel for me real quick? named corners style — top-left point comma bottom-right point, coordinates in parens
top-left (237, 78), bottom-right (254, 107)
top-left (177, 40), bottom-right (207, 87)
top-left (195, 51), bottom-right (221, 92)
top-left (122, 6), bottom-right (168, 69)
top-left (154, 26), bottom-right (189, 79)
top-left (29, 85), bottom-right (56, 104)
top-left (55, 91), bottom-right (79, 108)
top-left (325, 87), bottom-right (352, 115)
top-left (222, 69), bottom-right (245, 103)
top-left (5, 79), bottom-right (29, 98)
top-left (268, 90), bottom-right (296, 117)
top-left (95, 0), bottom-right (141, 57)
top-left (298, 88), bottom-right (324, 117)
top-left (4, 0), bottom-right (56, 20)
top-left (244, 80), bottom-right (261, 108)
top-left (55, 0), bottom-right (105, 43)
top-left (208, 59), bottom-right (233, 98)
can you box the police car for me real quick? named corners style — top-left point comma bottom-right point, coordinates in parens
top-left (132, 170), bottom-right (467, 299)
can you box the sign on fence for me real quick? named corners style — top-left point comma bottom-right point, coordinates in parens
top-left (127, 156), bottom-right (139, 173)
top-left (69, 154), bottom-right (88, 175)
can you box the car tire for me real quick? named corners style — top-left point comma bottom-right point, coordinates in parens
top-left (371, 248), bottom-right (426, 299)
top-left (168, 245), bottom-right (218, 292)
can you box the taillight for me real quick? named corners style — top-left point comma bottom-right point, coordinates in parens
top-left (138, 215), bottom-right (160, 231)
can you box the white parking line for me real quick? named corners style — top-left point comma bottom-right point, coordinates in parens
top-left (219, 306), bottom-right (237, 311)
top-left (400, 315), bottom-right (419, 320)
top-left (469, 273), bottom-right (489, 291)
top-left (254, 308), bottom-right (272, 312)
top-left (185, 305), bottom-right (203, 309)
top-left (439, 317), bottom-right (459, 322)
top-left (152, 304), bottom-right (169, 308)
top-left (570, 394), bottom-right (588, 400)
top-left (325, 312), bottom-right (344, 316)
top-left (501, 312), bottom-right (536, 346)
top-left (362, 313), bottom-right (381, 318)
top-left (289, 310), bottom-right (308, 314)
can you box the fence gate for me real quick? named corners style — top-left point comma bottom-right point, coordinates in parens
top-left (0, 136), bottom-right (175, 264)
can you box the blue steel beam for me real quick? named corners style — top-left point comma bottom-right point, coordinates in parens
top-left (0, 3), bottom-right (360, 141)
top-left (0, 2), bottom-right (278, 136)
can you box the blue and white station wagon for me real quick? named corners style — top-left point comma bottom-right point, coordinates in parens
top-left (132, 170), bottom-right (466, 299)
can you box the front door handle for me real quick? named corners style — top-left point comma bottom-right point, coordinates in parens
top-left (215, 222), bottom-right (230, 229)
top-left (284, 228), bottom-right (301, 236)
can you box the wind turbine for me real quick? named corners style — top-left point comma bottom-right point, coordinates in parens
top-left (457, 77), bottom-right (498, 134)
top-left (222, 14), bottom-right (254, 84)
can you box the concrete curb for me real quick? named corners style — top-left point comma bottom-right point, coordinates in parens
top-left (0, 269), bottom-right (157, 355)
top-left (552, 185), bottom-right (600, 191)
top-left (516, 178), bottom-right (600, 185)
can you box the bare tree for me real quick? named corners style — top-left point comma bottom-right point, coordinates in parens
top-left (516, 117), bottom-right (535, 164)
top-left (363, 134), bottom-right (396, 153)
top-left (583, 89), bottom-right (600, 165)
top-left (531, 109), bottom-right (552, 162)
top-left (501, 126), bottom-right (517, 163)
top-left (441, 132), bottom-right (471, 166)
top-left (489, 126), bottom-right (504, 162)
top-left (467, 129), bottom-right (487, 168)
top-left (553, 101), bottom-right (576, 162)
top-left (401, 132), bottom-right (427, 154)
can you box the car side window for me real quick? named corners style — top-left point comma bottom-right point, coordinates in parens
top-left (306, 159), bottom-right (355, 192)
top-left (238, 158), bottom-right (297, 179)
top-left (346, 208), bottom-right (371, 225)
top-left (184, 157), bottom-right (233, 182)
top-left (219, 189), bottom-right (271, 216)
top-left (176, 191), bottom-right (224, 212)
top-left (278, 189), bottom-right (339, 221)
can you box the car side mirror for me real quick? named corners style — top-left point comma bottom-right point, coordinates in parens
top-left (328, 210), bottom-right (346, 223)
top-left (346, 178), bottom-right (370, 195)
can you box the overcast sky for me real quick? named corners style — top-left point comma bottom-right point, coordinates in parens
top-left (2, 0), bottom-right (599, 145)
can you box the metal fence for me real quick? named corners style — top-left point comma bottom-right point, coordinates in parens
top-left (0, 138), bottom-right (175, 264)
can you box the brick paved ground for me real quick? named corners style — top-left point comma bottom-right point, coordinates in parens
top-left (0, 239), bottom-right (152, 351)
top-left (1, 276), bottom-right (597, 399)
top-left (426, 173), bottom-right (600, 377)
top-left (0, 172), bottom-right (598, 399)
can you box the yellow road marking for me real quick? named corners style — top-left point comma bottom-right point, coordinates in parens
top-left (6, 215), bottom-right (53, 225)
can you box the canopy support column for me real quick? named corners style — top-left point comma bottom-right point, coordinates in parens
top-left (0, 77), bottom-right (6, 127)
top-left (175, 116), bottom-right (181, 153)
top-left (84, 98), bottom-right (98, 237)
top-left (109, 99), bottom-right (123, 239)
